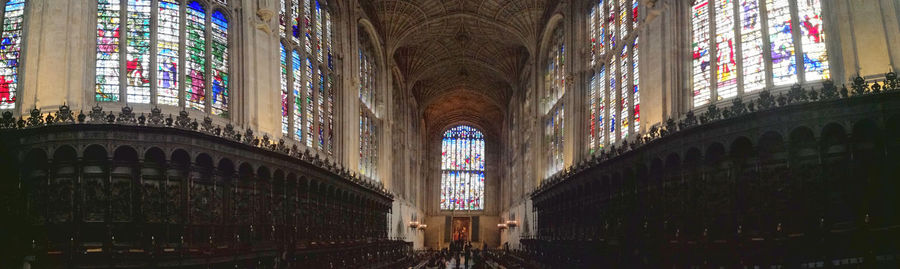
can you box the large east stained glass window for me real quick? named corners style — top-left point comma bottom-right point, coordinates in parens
top-left (279, 0), bottom-right (336, 154)
top-left (440, 125), bottom-right (485, 211)
top-left (586, 0), bottom-right (639, 154)
top-left (691, 0), bottom-right (829, 108)
top-left (0, 0), bottom-right (26, 110)
top-left (544, 23), bottom-right (565, 177)
top-left (358, 30), bottom-right (378, 181)
top-left (94, 0), bottom-right (230, 117)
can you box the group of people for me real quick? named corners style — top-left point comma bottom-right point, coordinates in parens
top-left (422, 241), bottom-right (486, 269)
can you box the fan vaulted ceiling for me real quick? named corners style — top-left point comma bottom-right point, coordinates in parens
top-left (365, 0), bottom-right (557, 137)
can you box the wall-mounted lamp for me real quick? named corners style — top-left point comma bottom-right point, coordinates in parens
top-left (408, 221), bottom-right (420, 228)
top-left (497, 223), bottom-right (508, 230)
top-left (506, 220), bottom-right (518, 228)
top-left (417, 224), bottom-right (427, 230)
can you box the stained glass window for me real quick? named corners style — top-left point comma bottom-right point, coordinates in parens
top-left (692, 0), bottom-right (712, 106)
top-left (279, 0), bottom-right (286, 38)
top-left (305, 57), bottom-right (314, 147)
top-left (544, 23), bottom-right (565, 177)
top-left (95, 0), bottom-right (230, 116)
top-left (609, 55), bottom-right (617, 142)
top-left (292, 50), bottom-right (303, 141)
top-left (279, 0), bottom-right (336, 153)
top-left (210, 11), bottom-right (228, 116)
top-left (96, 0), bottom-right (121, 102)
top-left (715, 0), bottom-right (737, 100)
top-left (359, 31), bottom-right (378, 180)
top-left (157, 0), bottom-right (179, 106)
top-left (126, 0), bottom-right (150, 104)
top-left (766, 0), bottom-right (796, 86)
top-left (440, 125), bottom-right (486, 211)
top-left (587, 0), bottom-right (639, 154)
top-left (691, 0), bottom-right (828, 107)
top-left (797, 0), bottom-right (829, 81)
top-left (620, 49), bottom-right (629, 139)
top-left (185, 1), bottom-right (206, 111)
top-left (740, 0), bottom-right (765, 92)
top-left (632, 37), bottom-right (640, 132)
top-left (0, 0), bottom-right (25, 110)
top-left (281, 45), bottom-right (289, 135)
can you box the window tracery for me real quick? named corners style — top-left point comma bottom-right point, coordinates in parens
top-left (279, 0), bottom-right (336, 153)
top-left (95, 0), bottom-right (230, 118)
top-left (691, 0), bottom-right (829, 107)
top-left (587, 0), bottom-right (639, 154)
top-left (440, 125), bottom-right (485, 211)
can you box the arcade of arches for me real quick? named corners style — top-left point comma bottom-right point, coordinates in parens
top-left (1, 0), bottom-right (899, 268)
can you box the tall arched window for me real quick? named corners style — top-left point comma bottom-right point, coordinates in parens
top-left (544, 23), bottom-right (565, 177)
top-left (358, 29), bottom-right (378, 181)
top-left (586, 0), bottom-right (640, 154)
top-left (0, 0), bottom-right (26, 110)
top-left (440, 125), bottom-right (485, 211)
top-left (279, 0), bottom-right (336, 153)
top-left (95, 0), bottom-right (230, 117)
top-left (691, 0), bottom-right (829, 107)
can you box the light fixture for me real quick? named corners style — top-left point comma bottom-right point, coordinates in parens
top-left (417, 224), bottom-right (427, 230)
top-left (506, 220), bottom-right (518, 228)
top-left (497, 223), bottom-right (508, 230)
top-left (408, 221), bottom-right (419, 228)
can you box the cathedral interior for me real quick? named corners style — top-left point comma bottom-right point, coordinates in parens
top-left (0, 0), bottom-right (899, 268)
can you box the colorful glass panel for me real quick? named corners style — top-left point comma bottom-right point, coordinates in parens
top-left (291, 0), bottom-right (299, 44)
top-left (306, 57), bottom-right (314, 146)
top-left (632, 37), bottom-right (640, 132)
top-left (317, 68), bottom-right (325, 149)
top-left (315, 0), bottom-right (323, 63)
top-left (766, 0), bottom-right (796, 86)
top-left (280, 45), bottom-right (289, 135)
top-left (292, 50), bottom-right (303, 141)
top-left (691, 0), bottom-right (711, 106)
top-left (619, 0), bottom-right (627, 38)
top-left (797, 0), bottom-right (829, 81)
top-left (96, 0), bottom-right (121, 102)
top-left (597, 65), bottom-right (606, 149)
top-left (440, 125), bottom-right (486, 210)
top-left (0, 0), bottom-right (24, 109)
top-left (303, 0), bottom-right (311, 54)
top-left (185, 1), bottom-right (206, 111)
top-left (608, 0), bottom-right (616, 48)
top-left (126, 0), bottom-right (151, 104)
top-left (620, 49), bottom-right (629, 139)
top-left (157, 0), bottom-right (179, 106)
top-left (609, 55), bottom-right (617, 142)
top-left (715, 0), bottom-right (737, 99)
top-left (211, 11), bottom-right (229, 116)
top-left (279, 0), bottom-right (285, 38)
top-left (739, 0), bottom-right (765, 92)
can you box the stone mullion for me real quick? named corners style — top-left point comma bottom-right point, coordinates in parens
top-left (789, 0), bottom-right (805, 83)
top-left (118, 2), bottom-right (128, 103)
top-left (731, 0), bottom-right (745, 97)
top-left (204, 8), bottom-right (213, 114)
top-left (758, 0), bottom-right (774, 89)
top-left (149, 0), bottom-right (158, 106)
top-left (177, 2), bottom-right (187, 109)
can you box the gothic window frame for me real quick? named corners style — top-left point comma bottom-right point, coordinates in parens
top-left (585, 0), bottom-right (641, 156)
top-left (542, 20), bottom-right (566, 178)
top-left (0, 0), bottom-right (28, 112)
top-left (92, 0), bottom-right (234, 118)
top-left (358, 26), bottom-right (379, 181)
top-left (689, 0), bottom-right (832, 108)
top-left (279, 0), bottom-right (339, 155)
top-left (439, 125), bottom-right (486, 211)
